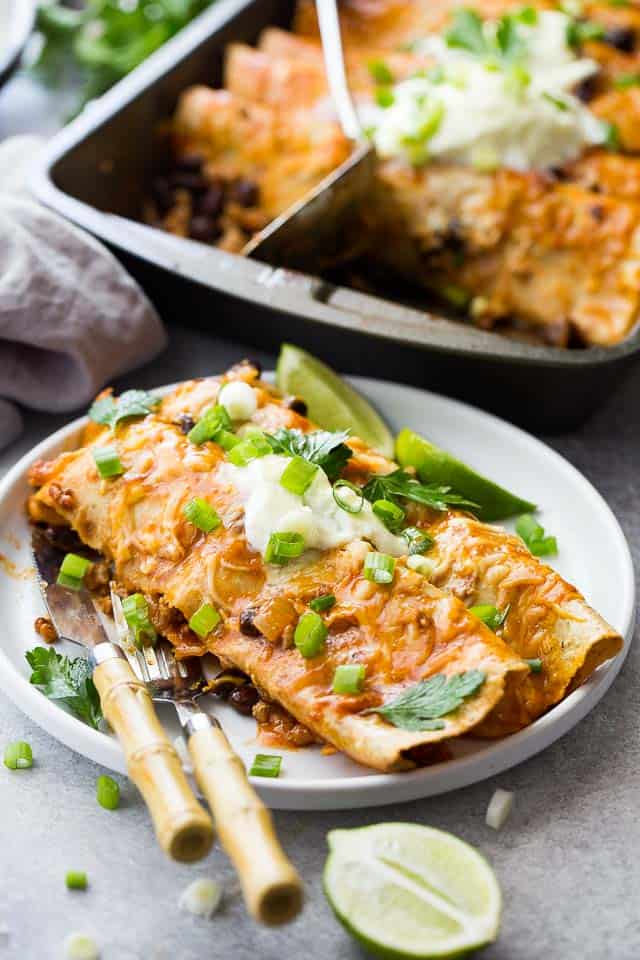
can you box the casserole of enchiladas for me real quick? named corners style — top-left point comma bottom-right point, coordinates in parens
top-left (26, 361), bottom-right (623, 772)
top-left (146, 0), bottom-right (640, 348)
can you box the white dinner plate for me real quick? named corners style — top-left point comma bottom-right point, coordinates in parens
top-left (0, 376), bottom-right (634, 810)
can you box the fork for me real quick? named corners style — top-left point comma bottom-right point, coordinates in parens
top-left (110, 589), bottom-right (303, 926)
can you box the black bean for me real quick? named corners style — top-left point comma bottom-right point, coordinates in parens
top-left (284, 396), bottom-right (308, 416)
top-left (590, 204), bottom-right (605, 223)
top-left (170, 172), bottom-right (208, 193)
top-left (604, 26), bottom-right (636, 52)
top-left (575, 74), bottom-right (599, 103)
top-left (229, 178), bottom-right (260, 207)
top-left (175, 414), bottom-right (195, 434)
top-left (189, 215), bottom-right (218, 243)
top-left (228, 684), bottom-right (259, 716)
top-left (175, 153), bottom-right (203, 173)
top-left (240, 608), bottom-right (261, 637)
top-left (198, 183), bottom-right (225, 219)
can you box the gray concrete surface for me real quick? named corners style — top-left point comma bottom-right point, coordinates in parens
top-left (1, 62), bottom-right (639, 960)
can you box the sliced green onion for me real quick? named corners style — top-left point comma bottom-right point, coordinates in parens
top-left (517, 5), bottom-right (538, 24)
top-left (332, 664), bottom-right (366, 695)
top-left (372, 498), bottom-right (405, 531)
top-left (515, 514), bottom-right (558, 557)
top-left (188, 603), bottom-right (221, 638)
top-left (309, 594), bottom-right (336, 613)
top-left (280, 456), bottom-right (319, 496)
top-left (122, 593), bottom-right (157, 648)
top-left (227, 432), bottom-right (272, 466)
top-left (602, 120), bottom-right (620, 151)
top-left (363, 552), bottom-right (396, 584)
top-left (217, 429), bottom-right (240, 451)
top-left (469, 604), bottom-right (509, 631)
top-left (294, 611), bottom-right (328, 658)
top-left (93, 445), bottom-right (123, 478)
top-left (368, 59), bottom-right (393, 85)
top-left (525, 657), bottom-right (543, 673)
top-left (66, 871), bottom-right (88, 890)
top-left (96, 774), bottom-right (120, 810)
top-left (264, 532), bottom-right (305, 565)
top-left (406, 554), bottom-right (435, 578)
top-left (250, 754), bottom-right (282, 778)
top-left (439, 284), bottom-right (470, 309)
top-left (614, 72), bottom-right (640, 89)
top-left (375, 87), bottom-right (395, 108)
top-left (333, 479), bottom-right (364, 514)
top-left (403, 526), bottom-right (434, 555)
top-left (183, 497), bottom-right (221, 533)
top-left (187, 404), bottom-right (232, 446)
top-left (4, 740), bottom-right (33, 770)
top-left (57, 553), bottom-right (91, 589)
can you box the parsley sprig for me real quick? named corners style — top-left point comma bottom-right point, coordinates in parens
top-left (445, 7), bottom-right (532, 63)
top-left (26, 647), bottom-right (103, 729)
top-left (89, 389), bottom-right (160, 430)
top-left (266, 428), bottom-right (353, 482)
top-left (369, 671), bottom-right (486, 731)
top-left (362, 469), bottom-right (478, 513)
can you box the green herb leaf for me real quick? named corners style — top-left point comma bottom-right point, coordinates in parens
top-left (566, 18), bottom-right (605, 48)
top-left (543, 92), bottom-right (568, 110)
top-left (26, 647), bottom-right (102, 729)
top-left (515, 514), bottom-right (558, 556)
top-left (445, 9), bottom-right (489, 56)
top-left (266, 428), bottom-right (352, 482)
top-left (495, 14), bottom-right (527, 61)
top-left (370, 671), bottom-right (486, 731)
top-left (362, 469), bottom-right (479, 513)
top-left (614, 72), bottom-right (640, 88)
top-left (89, 390), bottom-right (160, 430)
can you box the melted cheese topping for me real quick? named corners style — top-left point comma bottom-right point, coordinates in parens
top-left (367, 11), bottom-right (604, 172)
top-left (219, 454), bottom-right (407, 558)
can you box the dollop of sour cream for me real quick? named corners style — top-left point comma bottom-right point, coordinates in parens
top-left (366, 11), bottom-right (605, 172)
top-left (219, 455), bottom-right (407, 558)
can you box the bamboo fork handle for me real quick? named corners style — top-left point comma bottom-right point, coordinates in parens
top-left (188, 722), bottom-right (304, 925)
top-left (92, 647), bottom-right (214, 863)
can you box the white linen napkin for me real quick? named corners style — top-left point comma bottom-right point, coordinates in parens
top-left (0, 135), bottom-right (167, 450)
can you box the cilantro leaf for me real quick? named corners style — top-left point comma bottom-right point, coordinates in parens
top-left (89, 389), bottom-right (160, 430)
top-left (26, 647), bottom-right (102, 729)
top-left (266, 429), bottom-right (353, 482)
top-left (445, 8), bottom-right (489, 55)
top-left (369, 671), bottom-right (486, 731)
top-left (362, 469), bottom-right (479, 513)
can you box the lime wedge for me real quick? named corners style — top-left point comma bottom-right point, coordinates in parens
top-left (276, 344), bottom-right (394, 458)
top-left (323, 823), bottom-right (501, 960)
top-left (396, 428), bottom-right (536, 523)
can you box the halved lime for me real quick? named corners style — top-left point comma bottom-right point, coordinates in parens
top-left (276, 344), bottom-right (394, 458)
top-left (323, 823), bottom-right (501, 960)
top-left (396, 428), bottom-right (536, 522)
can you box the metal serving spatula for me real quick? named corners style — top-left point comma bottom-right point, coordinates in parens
top-left (31, 529), bottom-right (214, 863)
top-left (242, 0), bottom-right (375, 267)
top-left (110, 587), bottom-right (303, 927)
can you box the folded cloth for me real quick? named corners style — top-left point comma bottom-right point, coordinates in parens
top-left (0, 135), bottom-right (167, 450)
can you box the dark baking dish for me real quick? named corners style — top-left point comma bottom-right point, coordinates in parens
top-left (31, 0), bottom-right (640, 433)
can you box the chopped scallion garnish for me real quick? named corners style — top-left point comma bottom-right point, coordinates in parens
top-left (469, 604), bottom-right (510, 632)
top-left (279, 456), bottom-right (319, 496)
top-left (93, 445), bottom-right (123, 478)
top-left (122, 593), bottom-right (157, 648)
top-left (96, 774), bottom-right (120, 810)
top-left (183, 497), bottom-right (221, 533)
top-left (188, 603), bottom-right (221, 638)
top-left (309, 594), bottom-right (337, 613)
top-left (57, 553), bottom-right (92, 591)
top-left (363, 552), bottom-right (396, 585)
top-left (368, 59), bottom-right (394, 85)
top-left (403, 526), bottom-right (434, 555)
top-left (187, 404), bottom-right (232, 446)
top-left (524, 657), bottom-right (543, 673)
top-left (515, 514), bottom-right (558, 556)
top-left (250, 754), bottom-right (282, 778)
top-left (4, 740), bottom-right (33, 770)
top-left (66, 871), bottom-right (88, 890)
top-left (372, 498), bottom-right (405, 531)
top-left (332, 664), bottom-right (366, 695)
top-left (227, 432), bottom-right (272, 466)
top-left (294, 611), bottom-right (328, 658)
top-left (332, 479), bottom-right (364, 514)
top-left (264, 532), bottom-right (305, 565)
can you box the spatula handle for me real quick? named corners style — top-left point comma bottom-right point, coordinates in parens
top-left (91, 644), bottom-right (214, 863)
top-left (188, 719), bottom-right (303, 925)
